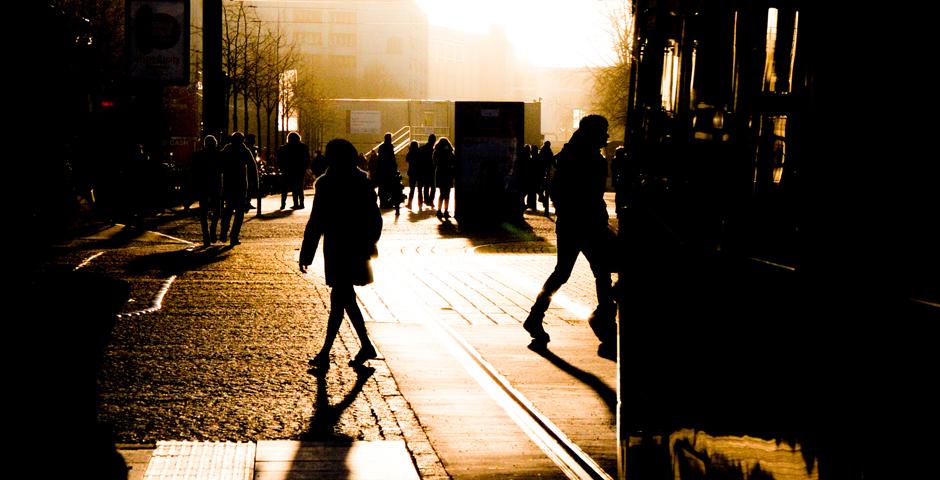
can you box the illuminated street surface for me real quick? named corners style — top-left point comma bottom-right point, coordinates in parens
top-left (40, 191), bottom-right (816, 479)
top-left (299, 193), bottom-right (619, 478)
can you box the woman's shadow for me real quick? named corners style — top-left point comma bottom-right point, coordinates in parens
top-left (303, 365), bottom-right (375, 441)
top-left (281, 365), bottom-right (374, 479)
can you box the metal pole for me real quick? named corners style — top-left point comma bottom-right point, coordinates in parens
top-left (203, 0), bottom-right (224, 139)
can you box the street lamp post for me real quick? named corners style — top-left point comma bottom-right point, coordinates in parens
top-left (203, 0), bottom-right (224, 139)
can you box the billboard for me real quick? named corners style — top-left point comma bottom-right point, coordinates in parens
top-left (127, 0), bottom-right (190, 84)
top-left (454, 101), bottom-right (525, 226)
top-left (348, 110), bottom-right (382, 134)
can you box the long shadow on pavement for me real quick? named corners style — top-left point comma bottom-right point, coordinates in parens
top-left (303, 366), bottom-right (375, 441)
top-left (246, 208), bottom-right (298, 221)
top-left (436, 219), bottom-right (546, 246)
top-left (124, 245), bottom-right (230, 275)
top-left (88, 208), bottom-right (199, 248)
top-left (279, 366), bottom-right (375, 479)
top-left (529, 346), bottom-right (616, 417)
top-left (404, 208), bottom-right (437, 223)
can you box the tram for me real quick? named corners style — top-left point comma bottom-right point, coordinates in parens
top-left (615, 1), bottom-right (936, 478)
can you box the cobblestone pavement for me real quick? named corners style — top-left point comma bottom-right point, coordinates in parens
top-left (35, 192), bottom-right (620, 478)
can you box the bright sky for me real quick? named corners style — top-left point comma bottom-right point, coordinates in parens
top-left (414, 0), bottom-right (619, 68)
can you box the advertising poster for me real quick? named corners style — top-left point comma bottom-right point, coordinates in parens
top-left (349, 110), bottom-right (382, 134)
top-left (127, 0), bottom-right (189, 84)
top-left (454, 102), bottom-right (525, 226)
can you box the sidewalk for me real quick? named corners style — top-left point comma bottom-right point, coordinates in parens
top-left (119, 440), bottom-right (419, 480)
top-left (52, 191), bottom-right (621, 479)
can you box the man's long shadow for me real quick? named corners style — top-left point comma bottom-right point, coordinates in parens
top-left (246, 208), bottom-right (296, 221)
top-left (436, 218), bottom-right (546, 246)
top-left (406, 208), bottom-right (437, 223)
top-left (124, 246), bottom-right (229, 275)
top-left (530, 346), bottom-right (616, 417)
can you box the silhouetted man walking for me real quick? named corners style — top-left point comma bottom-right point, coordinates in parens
top-left (220, 132), bottom-right (253, 246)
top-left (191, 135), bottom-right (222, 246)
top-left (278, 132), bottom-right (310, 209)
top-left (523, 115), bottom-right (617, 358)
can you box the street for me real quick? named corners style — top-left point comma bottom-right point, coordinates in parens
top-left (41, 191), bottom-right (619, 479)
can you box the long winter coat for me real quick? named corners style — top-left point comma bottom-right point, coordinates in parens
top-left (300, 166), bottom-right (382, 286)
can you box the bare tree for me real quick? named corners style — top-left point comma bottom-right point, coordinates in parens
top-left (51, 0), bottom-right (124, 73)
top-left (295, 63), bottom-right (334, 152)
top-left (592, 1), bottom-right (635, 141)
top-left (222, 0), bottom-right (259, 133)
top-left (247, 23), bottom-right (292, 156)
top-left (278, 65), bottom-right (303, 145)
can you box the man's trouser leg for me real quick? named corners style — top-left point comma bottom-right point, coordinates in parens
top-left (294, 175), bottom-right (305, 207)
top-left (281, 174), bottom-right (289, 208)
top-left (524, 233), bottom-right (579, 340)
top-left (583, 228), bottom-right (617, 345)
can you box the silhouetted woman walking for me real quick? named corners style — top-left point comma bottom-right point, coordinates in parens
top-left (300, 139), bottom-right (383, 371)
top-left (433, 137), bottom-right (455, 220)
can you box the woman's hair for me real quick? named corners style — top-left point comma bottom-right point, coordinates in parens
top-left (435, 137), bottom-right (452, 150)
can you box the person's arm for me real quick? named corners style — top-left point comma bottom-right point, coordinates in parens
top-left (299, 181), bottom-right (326, 272)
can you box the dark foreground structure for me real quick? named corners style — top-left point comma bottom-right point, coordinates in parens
top-left (616, 1), bottom-right (936, 479)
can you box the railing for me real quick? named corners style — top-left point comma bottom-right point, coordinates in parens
top-left (367, 125), bottom-right (412, 157)
top-left (366, 125), bottom-right (452, 157)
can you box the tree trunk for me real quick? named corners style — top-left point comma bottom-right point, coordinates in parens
top-left (243, 91), bottom-right (249, 139)
top-left (256, 104), bottom-right (263, 155)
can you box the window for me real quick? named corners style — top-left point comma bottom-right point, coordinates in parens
top-left (572, 109), bottom-right (585, 129)
top-left (763, 8), bottom-right (799, 93)
top-left (763, 8), bottom-right (779, 92)
top-left (329, 55), bottom-right (356, 70)
top-left (329, 10), bottom-right (356, 24)
top-left (294, 31), bottom-right (322, 46)
top-left (293, 9), bottom-right (322, 23)
top-left (329, 33), bottom-right (356, 48)
top-left (661, 39), bottom-right (680, 112)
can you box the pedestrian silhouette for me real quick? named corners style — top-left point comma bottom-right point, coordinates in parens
top-left (420, 133), bottom-right (437, 208)
top-left (311, 149), bottom-right (327, 178)
top-left (300, 139), bottom-right (382, 371)
top-left (277, 132), bottom-right (310, 209)
top-left (538, 140), bottom-right (554, 216)
top-left (376, 132), bottom-right (403, 215)
top-left (219, 132), bottom-right (253, 246)
top-left (433, 137), bottom-right (455, 220)
top-left (405, 141), bottom-right (423, 209)
top-left (523, 115), bottom-right (617, 358)
top-left (244, 133), bottom-right (261, 213)
top-left (191, 135), bottom-right (223, 246)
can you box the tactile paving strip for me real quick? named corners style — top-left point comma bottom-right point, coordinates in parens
top-left (144, 441), bottom-right (255, 480)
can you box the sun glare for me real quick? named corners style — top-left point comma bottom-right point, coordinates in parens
top-left (415, 0), bottom-right (618, 68)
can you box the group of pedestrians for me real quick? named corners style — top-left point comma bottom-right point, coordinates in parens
top-left (515, 141), bottom-right (555, 216)
top-left (297, 114), bottom-right (619, 372)
top-left (191, 132), bottom-right (258, 247)
top-left (405, 133), bottom-right (456, 220)
top-left (192, 131), bottom-right (320, 247)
